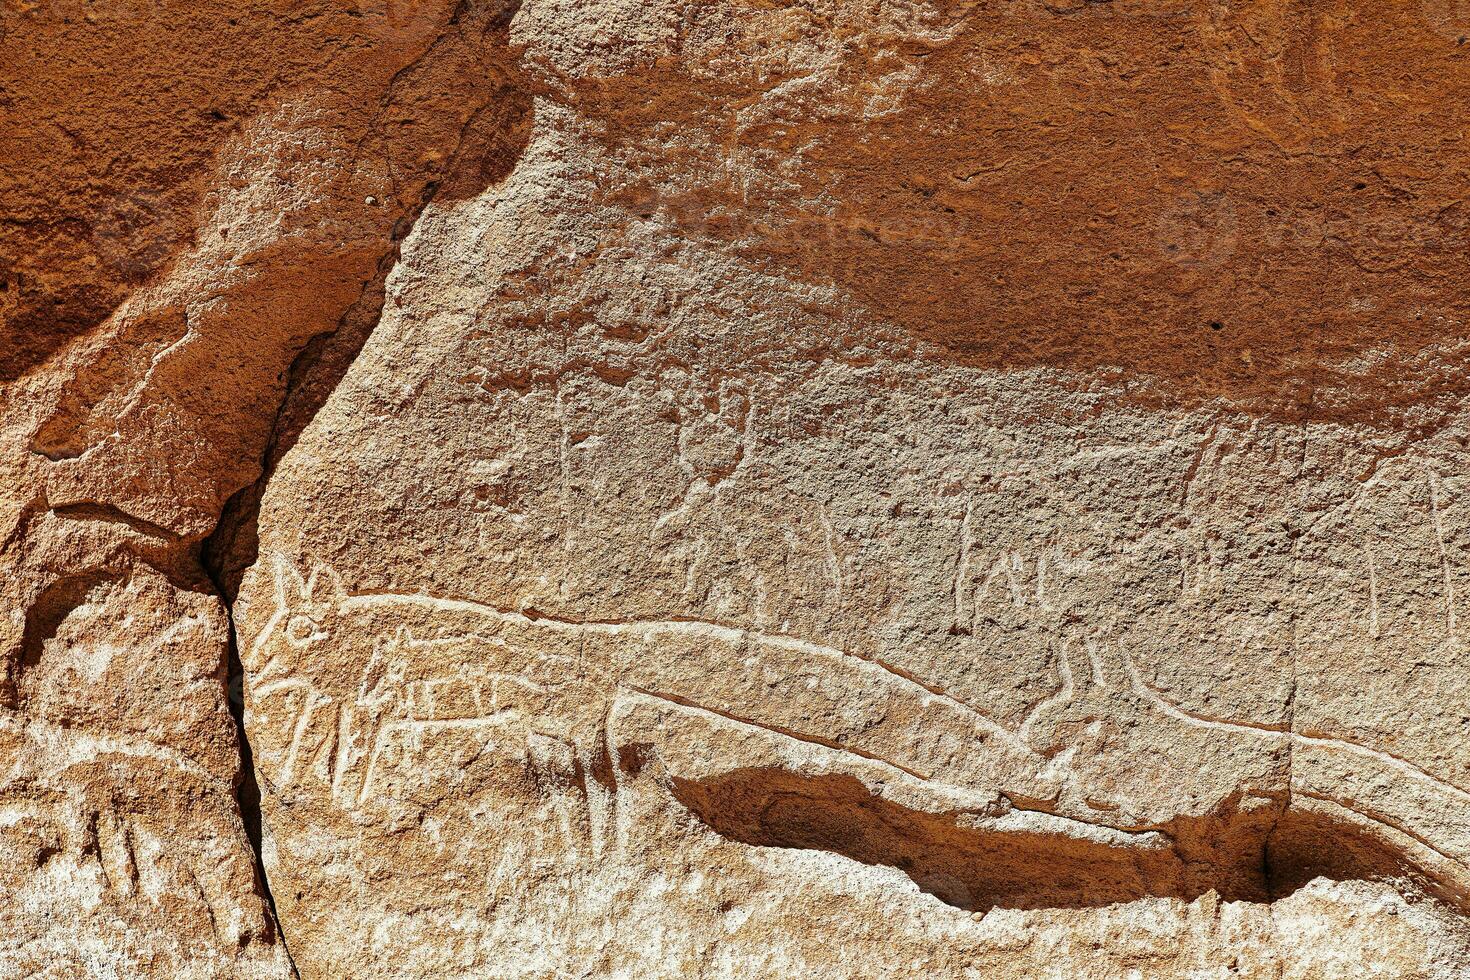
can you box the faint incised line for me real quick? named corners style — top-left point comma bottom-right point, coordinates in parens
top-left (626, 685), bottom-right (933, 782)
top-left (1293, 730), bottom-right (1470, 805)
top-left (1178, 421), bottom-right (1221, 506)
top-left (1120, 646), bottom-right (1470, 804)
top-left (1081, 637), bottom-right (1107, 689)
top-left (953, 497), bottom-right (974, 629)
top-left (0, 711), bottom-right (228, 790)
top-left (355, 712), bottom-right (520, 805)
top-left (279, 690), bottom-right (323, 785)
top-left (247, 608), bottom-right (287, 669)
top-left (1365, 546), bottom-right (1381, 639)
top-left (331, 706), bottom-right (355, 802)
top-left (638, 686), bottom-right (1176, 848)
top-left (338, 590), bottom-right (1034, 754)
top-left (1427, 467), bottom-right (1457, 635)
top-left (1019, 637), bottom-right (1076, 746)
top-left (1296, 790), bottom-right (1463, 865)
top-left (395, 716), bottom-right (519, 733)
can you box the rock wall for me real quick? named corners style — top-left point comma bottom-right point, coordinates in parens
top-left (5, 1), bottom-right (1470, 977)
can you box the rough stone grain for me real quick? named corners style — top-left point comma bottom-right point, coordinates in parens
top-left (5, 1), bottom-right (1470, 977)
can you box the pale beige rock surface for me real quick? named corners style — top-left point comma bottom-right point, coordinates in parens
top-left (6, 0), bottom-right (1470, 977)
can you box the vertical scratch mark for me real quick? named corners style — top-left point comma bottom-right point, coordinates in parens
top-left (820, 502), bottom-right (845, 607)
top-left (1083, 637), bottom-right (1108, 690)
top-left (1179, 421), bottom-right (1220, 506)
top-left (1365, 546), bottom-right (1381, 640)
top-left (357, 720), bottom-right (394, 808)
top-left (953, 497), bottom-right (974, 632)
top-left (1427, 468), bottom-right (1456, 635)
top-left (554, 379), bottom-right (573, 602)
top-left (606, 696), bottom-right (634, 857)
top-left (1020, 636), bottom-right (1076, 745)
top-left (331, 705), bottom-right (354, 804)
top-left (279, 691), bottom-right (321, 786)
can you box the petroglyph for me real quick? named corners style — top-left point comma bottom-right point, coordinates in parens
top-left (245, 554), bottom-right (1048, 812)
top-left (0, 711), bottom-right (229, 792)
top-left (17, 0), bottom-right (1470, 975)
top-left (243, 549), bottom-right (1470, 916)
top-left (1121, 646), bottom-right (1470, 802)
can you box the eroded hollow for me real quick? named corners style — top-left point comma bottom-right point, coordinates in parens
top-left (673, 767), bottom-right (1459, 914)
top-left (1265, 805), bottom-right (1470, 912)
top-left (7, 570), bottom-right (125, 708)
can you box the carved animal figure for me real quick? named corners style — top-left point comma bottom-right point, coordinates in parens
top-left (242, 553), bottom-right (1470, 910)
top-left (243, 554), bottom-right (1051, 811)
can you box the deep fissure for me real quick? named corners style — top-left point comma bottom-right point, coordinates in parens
top-left (201, 555), bottom-right (300, 979)
top-left (195, 239), bottom-right (407, 976)
top-left (673, 767), bottom-right (1458, 916)
top-left (188, 6), bottom-right (532, 968)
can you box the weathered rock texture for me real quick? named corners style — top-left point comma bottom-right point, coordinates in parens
top-left (5, 1), bottom-right (1470, 977)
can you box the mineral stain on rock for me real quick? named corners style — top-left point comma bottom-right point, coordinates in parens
top-left (567, 2), bottom-right (1470, 428)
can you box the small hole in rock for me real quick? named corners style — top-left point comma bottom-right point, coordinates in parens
top-left (1209, 321), bottom-right (1224, 331)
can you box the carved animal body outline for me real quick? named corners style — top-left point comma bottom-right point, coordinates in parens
top-left (0, 711), bottom-right (272, 951)
top-left (245, 553), bottom-right (1470, 901)
top-left (243, 553), bottom-right (1050, 812)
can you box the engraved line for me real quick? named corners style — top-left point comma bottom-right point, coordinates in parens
top-left (355, 714), bottom-right (520, 807)
top-left (1292, 732), bottom-right (1470, 805)
top-left (246, 608), bottom-right (287, 671)
top-left (1082, 637), bottom-right (1108, 689)
top-left (0, 712), bottom-right (228, 790)
top-left (357, 720), bottom-right (390, 807)
top-left (1427, 467), bottom-right (1457, 635)
top-left (279, 690), bottom-right (322, 785)
top-left (1019, 635), bottom-right (1076, 745)
top-left (627, 688), bottom-right (1174, 847)
top-left (253, 677), bottom-right (312, 700)
top-left (1366, 546), bottom-right (1381, 639)
top-left (625, 684), bottom-right (934, 782)
top-left (1295, 790), bottom-right (1463, 866)
top-left (1120, 646), bottom-right (1470, 803)
top-left (381, 714), bottom-right (520, 735)
top-left (331, 705), bottom-right (354, 803)
top-left (953, 497), bottom-right (973, 629)
top-left (154, 614), bottom-right (210, 646)
top-left (338, 590), bottom-right (1033, 754)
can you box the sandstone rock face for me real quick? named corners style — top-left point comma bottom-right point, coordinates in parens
top-left (6, 1), bottom-right (1470, 977)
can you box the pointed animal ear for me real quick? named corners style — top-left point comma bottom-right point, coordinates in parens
top-left (271, 553), bottom-right (310, 611)
top-left (306, 563), bottom-right (349, 606)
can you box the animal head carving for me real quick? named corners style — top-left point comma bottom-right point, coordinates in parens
top-left (269, 553), bottom-right (349, 652)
